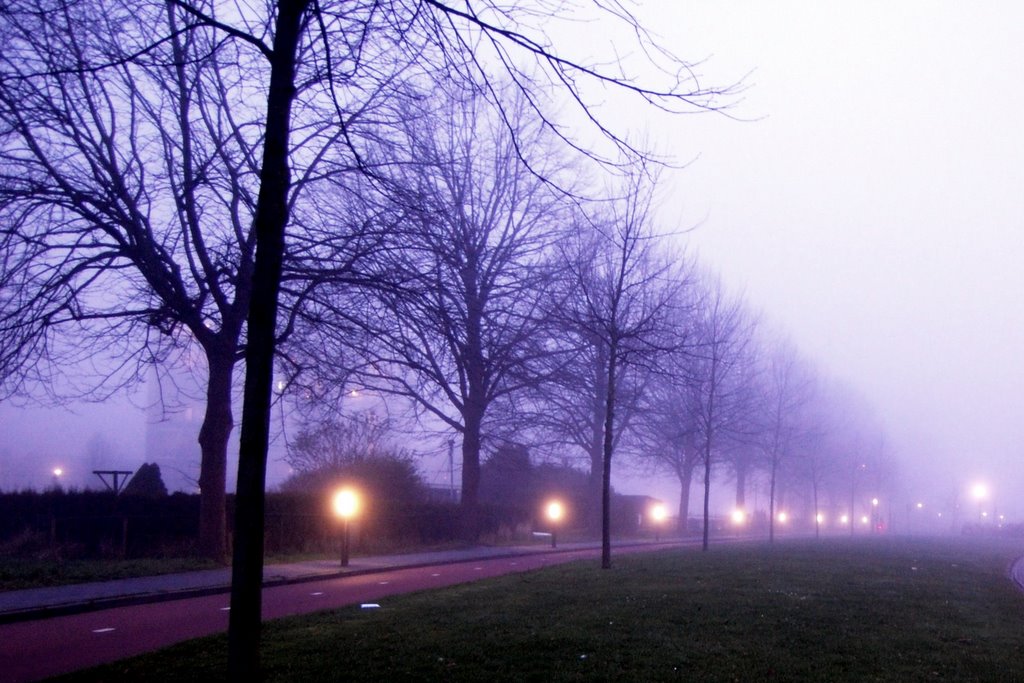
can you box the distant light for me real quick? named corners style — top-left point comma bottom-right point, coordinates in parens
top-left (871, 498), bottom-right (879, 507)
top-left (650, 504), bottom-right (668, 524)
top-left (332, 488), bottom-right (360, 520)
top-left (546, 500), bottom-right (564, 522)
top-left (777, 512), bottom-right (788, 524)
top-left (970, 483), bottom-right (988, 500)
top-left (349, 388), bottom-right (360, 398)
top-left (52, 467), bottom-right (63, 477)
top-left (731, 509), bottom-right (746, 525)
top-left (981, 511), bottom-right (988, 518)
top-left (999, 514), bottom-right (1005, 521)
top-left (815, 513), bottom-right (825, 524)
top-left (840, 514), bottom-right (849, 525)
top-left (276, 379), bottom-right (286, 391)
top-left (916, 502), bottom-right (924, 509)
top-left (861, 515), bottom-right (870, 525)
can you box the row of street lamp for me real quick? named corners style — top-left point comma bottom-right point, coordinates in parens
top-left (328, 488), bottom-right (671, 565)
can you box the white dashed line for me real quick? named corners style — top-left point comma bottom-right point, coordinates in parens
top-left (378, 581), bottom-right (389, 585)
top-left (474, 566), bottom-right (483, 571)
top-left (219, 607), bottom-right (230, 611)
top-left (310, 591), bottom-right (324, 596)
top-left (431, 573), bottom-right (441, 577)
top-left (92, 628), bottom-right (116, 634)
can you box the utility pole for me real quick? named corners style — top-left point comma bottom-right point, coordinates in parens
top-left (448, 438), bottom-right (455, 502)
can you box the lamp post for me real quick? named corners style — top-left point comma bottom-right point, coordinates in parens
top-left (650, 503), bottom-right (668, 541)
top-left (332, 488), bottom-right (360, 567)
top-left (545, 500), bottom-right (564, 548)
top-left (970, 482), bottom-right (989, 522)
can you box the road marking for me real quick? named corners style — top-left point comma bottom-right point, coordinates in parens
top-left (220, 607), bottom-right (230, 611)
top-left (378, 581), bottom-right (389, 585)
top-left (474, 566), bottom-right (483, 571)
top-left (92, 628), bottom-right (116, 634)
top-left (510, 562), bottom-right (518, 566)
top-left (431, 573), bottom-right (441, 577)
top-left (310, 591), bottom-right (324, 596)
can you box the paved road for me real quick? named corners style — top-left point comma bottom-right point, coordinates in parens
top-left (0, 543), bottom-right (680, 682)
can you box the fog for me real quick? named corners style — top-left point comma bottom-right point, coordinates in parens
top-left (2, 3), bottom-right (1022, 521)
top-left (643, 2), bottom-right (1024, 517)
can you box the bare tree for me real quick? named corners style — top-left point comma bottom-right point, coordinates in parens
top-left (0, 1), bottom-right (271, 560)
top-left (5, 0), bottom-right (736, 673)
top-left (559, 172), bottom-right (685, 568)
top-left (334, 85), bottom-right (570, 536)
top-left (685, 274), bottom-right (755, 550)
top-left (527, 272), bottom-right (649, 534)
top-left (634, 359), bottom-right (703, 533)
top-left (753, 340), bottom-right (817, 543)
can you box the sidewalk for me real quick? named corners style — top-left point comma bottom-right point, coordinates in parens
top-left (0, 540), bottom-right (615, 623)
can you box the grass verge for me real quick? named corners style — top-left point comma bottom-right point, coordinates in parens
top-left (59, 536), bottom-right (1024, 681)
top-left (0, 557), bottom-right (220, 591)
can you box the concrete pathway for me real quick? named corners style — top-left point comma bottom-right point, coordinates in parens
top-left (0, 540), bottom-right (644, 623)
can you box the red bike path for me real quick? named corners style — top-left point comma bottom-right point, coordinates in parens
top-left (0, 541), bottom-right (687, 682)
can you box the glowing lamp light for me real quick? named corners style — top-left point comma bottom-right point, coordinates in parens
top-left (916, 502), bottom-right (924, 509)
top-left (815, 513), bottom-right (825, 524)
top-left (971, 483), bottom-right (988, 501)
top-left (840, 514), bottom-right (849, 525)
top-left (650, 504), bottom-right (669, 524)
top-left (546, 500), bottom-right (565, 523)
top-left (871, 498), bottom-right (879, 507)
top-left (777, 512), bottom-right (788, 524)
top-left (731, 509), bottom-right (746, 525)
top-left (861, 515), bottom-right (870, 525)
top-left (545, 500), bottom-right (565, 548)
top-left (52, 467), bottom-right (63, 477)
top-left (332, 488), bottom-right (360, 568)
top-left (332, 488), bottom-right (360, 520)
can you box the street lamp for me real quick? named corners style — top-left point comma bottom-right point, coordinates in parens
top-left (51, 467), bottom-right (64, 490)
top-left (545, 500), bottom-right (564, 548)
top-left (650, 503), bottom-right (668, 541)
top-left (332, 487), bottom-right (360, 567)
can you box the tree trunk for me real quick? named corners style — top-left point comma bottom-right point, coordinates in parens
top-left (588, 339), bottom-right (608, 534)
top-left (734, 462), bottom-right (747, 510)
top-left (601, 344), bottom-right (618, 569)
top-left (460, 402), bottom-right (484, 540)
top-left (227, 0), bottom-right (308, 677)
top-left (676, 464), bottom-right (693, 534)
top-left (701, 441), bottom-right (712, 551)
top-left (196, 352), bottom-right (235, 561)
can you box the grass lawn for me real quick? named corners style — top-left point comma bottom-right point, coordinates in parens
top-left (59, 536), bottom-right (1024, 681)
top-left (0, 557), bottom-right (220, 591)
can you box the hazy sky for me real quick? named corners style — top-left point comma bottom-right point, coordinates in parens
top-left (2, 3), bottom-right (1022, 518)
top-left (642, 2), bottom-right (1024, 514)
